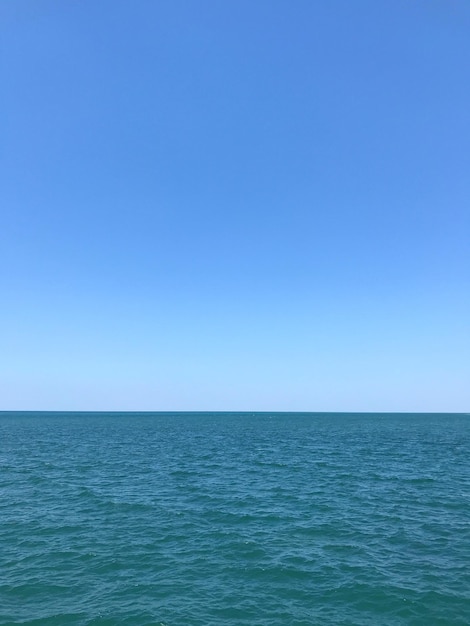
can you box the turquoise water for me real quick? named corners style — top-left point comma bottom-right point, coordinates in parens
top-left (1, 412), bottom-right (469, 625)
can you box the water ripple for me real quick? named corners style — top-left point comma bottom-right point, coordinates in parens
top-left (0, 412), bottom-right (469, 625)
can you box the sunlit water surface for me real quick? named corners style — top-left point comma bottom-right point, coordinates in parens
top-left (1, 412), bottom-right (469, 625)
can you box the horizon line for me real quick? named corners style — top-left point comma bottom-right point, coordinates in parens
top-left (0, 410), bottom-right (468, 415)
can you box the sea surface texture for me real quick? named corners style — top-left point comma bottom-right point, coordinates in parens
top-left (1, 412), bottom-right (469, 625)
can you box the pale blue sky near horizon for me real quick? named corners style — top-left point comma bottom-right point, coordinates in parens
top-left (1, 0), bottom-right (469, 411)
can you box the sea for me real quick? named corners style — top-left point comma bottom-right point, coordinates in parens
top-left (0, 412), bottom-right (469, 626)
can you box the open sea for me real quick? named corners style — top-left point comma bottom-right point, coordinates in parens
top-left (0, 412), bottom-right (469, 625)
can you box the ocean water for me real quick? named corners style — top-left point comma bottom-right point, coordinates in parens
top-left (0, 412), bottom-right (469, 626)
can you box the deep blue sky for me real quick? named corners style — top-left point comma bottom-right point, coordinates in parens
top-left (1, 0), bottom-right (469, 411)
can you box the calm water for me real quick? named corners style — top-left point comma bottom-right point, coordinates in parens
top-left (1, 412), bottom-right (469, 625)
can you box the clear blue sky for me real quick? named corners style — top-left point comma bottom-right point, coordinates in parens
top-left (1, 0), bottom-right (469, 411)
